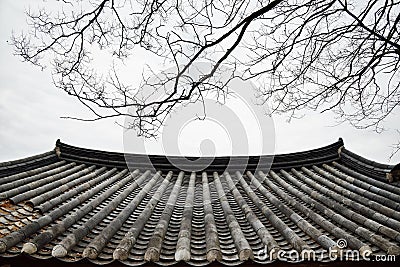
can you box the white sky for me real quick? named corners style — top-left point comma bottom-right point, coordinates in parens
top-left (0, 0), bottom-right (399, 164)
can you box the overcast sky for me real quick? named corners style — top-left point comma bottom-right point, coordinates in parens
top-left (0, 0), bottom-right (399, 164)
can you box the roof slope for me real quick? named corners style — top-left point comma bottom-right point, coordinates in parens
top-left (0, 139), bottom-right (400, 266)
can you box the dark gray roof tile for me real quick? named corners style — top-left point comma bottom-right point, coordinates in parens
top-left (1, 139), bottom-right (400, 266)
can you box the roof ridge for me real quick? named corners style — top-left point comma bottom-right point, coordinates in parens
top-left (54, 138), bottom-right (344, 170)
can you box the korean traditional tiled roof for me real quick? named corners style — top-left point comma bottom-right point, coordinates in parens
top-left (0, 138), bottom-right (400, 266)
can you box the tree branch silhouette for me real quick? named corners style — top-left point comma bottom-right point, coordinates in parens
top-left (12, 0), bottom-right (400, 138)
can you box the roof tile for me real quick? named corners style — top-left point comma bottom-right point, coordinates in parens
top-left (0, 140), bottom-right (400, 266)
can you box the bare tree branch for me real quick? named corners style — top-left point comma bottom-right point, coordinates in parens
top-left (11, 0), bottom-right (400, 139)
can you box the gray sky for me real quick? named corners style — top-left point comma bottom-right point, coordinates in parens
top-left (0, 0), bottom-right (399, 164)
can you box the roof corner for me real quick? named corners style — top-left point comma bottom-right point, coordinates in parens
top-left (387, 163), bottom-right (400, 183)
top-left (337, 137), bottom-right (344, 158)
top-left (54, 139), bottom-right (61, 158)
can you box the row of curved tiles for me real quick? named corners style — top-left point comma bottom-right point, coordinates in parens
top-left (0, 149), bottom-right (400, 266)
